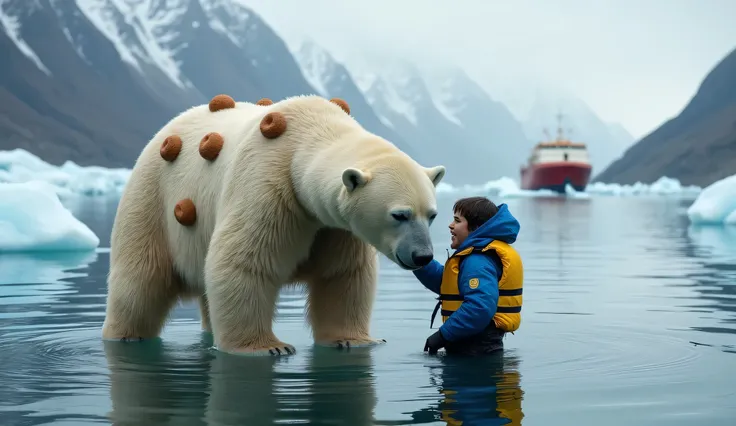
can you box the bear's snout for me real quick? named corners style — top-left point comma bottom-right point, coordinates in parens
top-left (411, 250), bottom-right (433, 267)
top-left (392, 223), bottom-right (435, 269)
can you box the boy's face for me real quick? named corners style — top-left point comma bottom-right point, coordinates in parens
top-left (449, 211), bottom-right (470, 249)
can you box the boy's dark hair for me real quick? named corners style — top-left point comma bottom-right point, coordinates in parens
top-left (453, 196), bottom-right (498, 231)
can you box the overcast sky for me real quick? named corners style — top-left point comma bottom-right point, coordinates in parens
top-left (241, 0), bottom-right (736, 139)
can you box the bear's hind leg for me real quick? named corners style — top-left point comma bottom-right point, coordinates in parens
top-left (102, 182), bottom-right (182, 341)
top-left (102, 257), bottom-right (181, 341)
top-left (199, 294), bottom-right (212, 333)
top-left (305, 229), bottom-right (386, 349)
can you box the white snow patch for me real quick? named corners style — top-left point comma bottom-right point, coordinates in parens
top-left (294, 41), bottom-right (332, 97)
top-left (687, 174), bottom-right (736, 225)
top-left (381, 82), bottom-right (418, 126)
top-left (200, 0), bottom-right (252, 48)
top-left (0, 181), bottom-right (100, 253)
top-left (352, 72), bottom-right (378, 93)
top-left (75, 0), bottom-right (190, 88)
top-left (377, 114), bottom-right (395, 129)
top-left (425, 76), bottom-right (463, 126)
top-left (434, 97), bottom-right (462, 126)
top-left (60, 26), bottom-right (90, 64)
top-left (75, 0), bottom-right (141, 69)
top-left (0, 5), bottom-right (51, 75)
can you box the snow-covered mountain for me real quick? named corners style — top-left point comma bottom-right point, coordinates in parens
top-left (1, 0), bottom-right (633, 185)
top-left (420, 66), bottom-right (534, 180)
top-left (596, 46), bottom-right (736, 187)
top-left (0, 0), bottom-right (344, 167)
top-left (482, 80), bottom-right (635, 176)
top-left (293, 40), bottom-right (416, 158)
top-left (355, 61), bottom-right (495, 185)
top-left (295, 48), bottom-right (533, 185)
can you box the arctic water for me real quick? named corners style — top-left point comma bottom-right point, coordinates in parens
top-left (1, 190), bottom-right (736, 425)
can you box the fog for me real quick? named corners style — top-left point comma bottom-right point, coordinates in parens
top-left (241, 0), bottom-right (736, 139)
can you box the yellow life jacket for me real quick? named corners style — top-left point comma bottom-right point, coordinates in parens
top-left (430, 239), bottom-right (523, 333)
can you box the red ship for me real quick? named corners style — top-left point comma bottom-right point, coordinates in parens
top-left (520, 113), bottom-right (592, 193)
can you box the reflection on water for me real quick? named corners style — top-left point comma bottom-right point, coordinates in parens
top-left (1, 194), bottom-right (736, 425)
top-left (406, 353), bottom-right (524, 425)
top-left (683, 225), bottom-right (736, 347)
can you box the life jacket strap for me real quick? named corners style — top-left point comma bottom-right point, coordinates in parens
top-left (430, 300), bottom-right (441, 329)
top-left (496, 306), bottom-right (522, 313)
top-left (438, 294), bottom-right (463, 301)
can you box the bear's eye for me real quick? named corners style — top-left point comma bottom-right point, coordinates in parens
top-left (391, 212), bottom-right (410, 222)
top-left (429, 213), bottom-right (437, 223)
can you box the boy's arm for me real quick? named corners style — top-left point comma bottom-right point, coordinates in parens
top-left (438, 253), bottom-right (500, 342)
top-left (412, 259), bottom-right (444, 294)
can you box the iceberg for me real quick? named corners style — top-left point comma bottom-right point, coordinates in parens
top-left (436, 175), bottom-right (701, 199)
top-left (687, 174), bottom-right (736, 225)
top-left (0, 181), bottom-right (100, 252)
top-left (0, 148), bottom-right (131, 197)
top-left (586, 176), bottom-right (701, 197)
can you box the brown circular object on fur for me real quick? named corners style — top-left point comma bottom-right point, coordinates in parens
top-left (330, 98), bottom-right (350, 115)
top-left (260, 112), bottom-right (287, 139)
top-left (174, 199), bottom-right (196, 226)
top-left (199, 132), bottom-right (224, 160)
top-left (160, 135), bottom-right (182, 162)
top-left (256, 98), bottom-right (273, 106)
top-left (209, 94), bottom-right (236, 112)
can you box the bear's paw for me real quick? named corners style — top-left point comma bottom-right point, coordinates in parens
top-left (174, 198), bottom-right (197, 226)
top-left (329, 97), bottom-right (350, 115)
top-left (160, 135), bottom-right (183, 162)
top-left (208, 94), bottom-right (236, 112)
top-left (224, 343), bottom-right (296, 357)
top-left (199, 132), bottom-right (224, 161)
top-left (320, 338), bottom-right (387, 350)
top-left (256, 98), bottom-right (273, 106)
top-left (260, 112), bottom-right (287, 139)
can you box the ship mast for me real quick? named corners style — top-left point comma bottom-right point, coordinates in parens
top-left (541, 109), bottom-right (572, 143)
top-left (556, 110), bottom-right (564, 142)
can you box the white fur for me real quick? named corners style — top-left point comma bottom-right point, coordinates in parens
top-left (101, 95), bottom-right (445, 356)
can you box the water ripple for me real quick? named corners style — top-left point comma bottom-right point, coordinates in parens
top-left (1, 196), bottom-right (736, 425)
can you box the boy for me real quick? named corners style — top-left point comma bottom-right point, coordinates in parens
top-left (413, 196), bottom-right (523, 355)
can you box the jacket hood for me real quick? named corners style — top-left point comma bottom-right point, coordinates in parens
top-left (455, 203), bottom-right (520, 252)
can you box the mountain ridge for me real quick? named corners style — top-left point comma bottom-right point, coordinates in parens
top-left (594, 45), bottom-right (736, 187)
top-left (2, 0), bottom-right (638, 186)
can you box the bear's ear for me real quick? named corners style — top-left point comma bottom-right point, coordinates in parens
top-left (342, 167), bottom-right (371, 192)
top-left (425, 165), bottom-right (446, 187)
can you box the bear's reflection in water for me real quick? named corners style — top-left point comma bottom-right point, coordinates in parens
top-left (103, 336), bottom-right (523, 425)
top-left (103, 335), bottom-right (377, 426)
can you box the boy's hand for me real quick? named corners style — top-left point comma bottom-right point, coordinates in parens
top-left (424, 329), bottom-right (447, 354)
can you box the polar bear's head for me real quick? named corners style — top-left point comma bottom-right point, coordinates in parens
top-left (339, 159), bottom-right (446, 271)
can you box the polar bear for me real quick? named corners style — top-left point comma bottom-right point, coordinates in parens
top-left (101, 94), bottom-right (446, 356)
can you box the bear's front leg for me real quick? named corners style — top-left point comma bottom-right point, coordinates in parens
top-left (306, 229), bottom-right (386, 349)
top-left (204, 262), bottom-right (294, 356)
top-left (204, 229), bottom-right (296, 356)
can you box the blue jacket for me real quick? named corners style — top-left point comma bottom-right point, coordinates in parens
top-left (413, 203), bottom-right (520, 341)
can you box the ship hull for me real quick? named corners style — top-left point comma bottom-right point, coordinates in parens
top-left (520, 162), bottom-right (592, 193)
